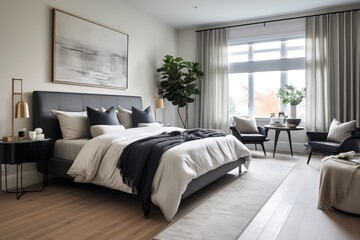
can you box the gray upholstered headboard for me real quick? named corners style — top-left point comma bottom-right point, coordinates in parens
top-left (33, 91), bottom-right (142, 141)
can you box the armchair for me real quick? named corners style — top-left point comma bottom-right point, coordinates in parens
top-left (304, 128), bottom-right (360, 164)
top-left (230, 126), bottom-right (269, 156)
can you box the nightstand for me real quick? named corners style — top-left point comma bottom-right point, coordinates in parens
top-left (0, 138), bottom-right (52, 199)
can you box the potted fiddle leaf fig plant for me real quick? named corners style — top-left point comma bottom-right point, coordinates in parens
top-left (277, 84), bottom-right (306, 120)
top-left (156, 55), bottom-right (204, 129)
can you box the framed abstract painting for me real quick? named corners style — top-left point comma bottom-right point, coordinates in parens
top-left (53, 9), bottom-right (128, 89)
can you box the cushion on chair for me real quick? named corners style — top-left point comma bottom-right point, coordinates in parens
top-left (307, 141), bottom-right (340, 152)
top-left (233, 116), bottom-right (259, 133)
top-left (241, 133), bottom-right (267, 142)
top-left (327, 119), bottom-right (356, 143)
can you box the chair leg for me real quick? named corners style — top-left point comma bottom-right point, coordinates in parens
top-left (260, 143), bottom-right (267, 156)
top-left (255, 144), bottom-right (257, 150)
top-left (307, 150), bottom-right (314, 165)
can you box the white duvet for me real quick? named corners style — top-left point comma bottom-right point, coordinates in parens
top-left (68, 126), bottom-right (251, 221)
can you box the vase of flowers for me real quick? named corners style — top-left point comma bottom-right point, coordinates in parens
top-left (277, 85), bottom-right (306, 126)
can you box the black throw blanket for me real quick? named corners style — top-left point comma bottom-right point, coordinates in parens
top-left (117, 128), bottom-right (226, 217)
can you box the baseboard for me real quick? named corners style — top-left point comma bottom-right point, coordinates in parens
top-left (247, 141), bottom-right (307, 154)
top-left (0, 168), bottom-right (43, 191)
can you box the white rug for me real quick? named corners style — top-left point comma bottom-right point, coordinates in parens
top-left (155, 155), bottom-right (298, 240)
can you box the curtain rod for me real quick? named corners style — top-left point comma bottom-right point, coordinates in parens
top-left (196, 8), bottom-right (360, 32)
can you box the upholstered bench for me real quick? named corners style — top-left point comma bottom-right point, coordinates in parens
top-left (318, 153), bottom-right (360, 215)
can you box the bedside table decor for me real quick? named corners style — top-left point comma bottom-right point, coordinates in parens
top-left (0, 138), bottom-right (52, 199)
top-left (155, 94), bottom-right (164, 122)
top-left (2, 78), bottom-right (30, 142)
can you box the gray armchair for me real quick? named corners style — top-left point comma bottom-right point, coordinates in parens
top-left (230, 126), bottom-right (269, 156)
top-left (304, 128), bottom-right (360, 164)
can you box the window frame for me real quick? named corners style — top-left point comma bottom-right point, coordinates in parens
top-left (228, 35), bottom-right (305, 118)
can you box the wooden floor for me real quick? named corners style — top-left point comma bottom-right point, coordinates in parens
top-left (0, 153), bottom-right (359, 240)
top-left (239, 154), bottom-right (360, 240)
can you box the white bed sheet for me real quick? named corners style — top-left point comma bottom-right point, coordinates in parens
top-left (54, 138), bottom-right (89, 161)
top-left (68, 126), bottom-right (251, 221)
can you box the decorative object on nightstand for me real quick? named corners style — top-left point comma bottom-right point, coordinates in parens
top-left (2, 78), bottom-right (30, 142)
top-left (155, 94), bottom-right (164, 122)
top-left (0, 138), bottom-right (52, 198)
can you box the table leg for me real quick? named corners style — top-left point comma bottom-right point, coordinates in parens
top-left (273, 130), bottom-right (280, 157)
top-left (5, 163), bottom-right (44, 199)
top-left (0, 163), bottom-right (2, 193)
top-left (286, 130), bottom-right (293, 156)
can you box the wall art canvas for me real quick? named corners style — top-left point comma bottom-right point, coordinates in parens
top-left (53, 9), bottom-right (128, 89)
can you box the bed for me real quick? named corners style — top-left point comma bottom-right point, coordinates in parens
top-left (33, 91), bottom-right (251, 221)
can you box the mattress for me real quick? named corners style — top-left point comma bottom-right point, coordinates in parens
top-left (54, 138), bottom-right (89, 161)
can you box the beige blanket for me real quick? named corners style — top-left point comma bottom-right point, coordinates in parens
top-left (318, 152), bottom-right (360, 209)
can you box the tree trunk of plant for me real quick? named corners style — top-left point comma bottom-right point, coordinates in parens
top-left (176, 105), bottom-right (189, 129)
top-left (185, 104), bottom-right (189, 129)
top-left (177, 106), bottom-right (186, 128)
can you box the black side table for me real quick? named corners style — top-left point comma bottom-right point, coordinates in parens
top-left (264, 125), bottom-right (304, 157)
top-left (0, 138), bottom-right (52, 199)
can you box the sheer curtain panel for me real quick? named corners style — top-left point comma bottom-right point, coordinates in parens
top-left (196, 28), bottom-right (229, 130)
top-left (306, 10), bottom-right (360, 131)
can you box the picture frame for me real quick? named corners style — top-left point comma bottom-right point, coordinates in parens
top-left (53, 9), bottom-right (128, 89)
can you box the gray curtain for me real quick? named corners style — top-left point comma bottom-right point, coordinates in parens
top-left (196, 28), bottom-right (229, 130)
top-left (306, 10), bottom-right (360, 131)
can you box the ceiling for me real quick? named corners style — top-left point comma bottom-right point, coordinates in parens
top-left (118, 0), bottom-right (360, 29)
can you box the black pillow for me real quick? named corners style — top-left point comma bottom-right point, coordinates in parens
top-left (87, 106), bottom-right (119, 127)
top-left (132, 106), bottom-right (155, 127)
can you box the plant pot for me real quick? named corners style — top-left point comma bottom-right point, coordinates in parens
top-left (290, 105), bottom-right (297, 118)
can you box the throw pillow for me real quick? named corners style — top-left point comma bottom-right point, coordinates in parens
top-left (327, 119), bottom-right (356, 143)
top-left (117, 105), bottom-right (132, 128)
top-left (51, 110), bottom-right (89, 140)
top-left (233, 116), bottom-right (259, 133)
top-left (132, 106), bottom-right (155, 127)
top-left (87, 106), bottom-right (119, 127)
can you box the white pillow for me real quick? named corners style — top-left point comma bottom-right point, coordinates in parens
top-left (117, 105), bottom-right (132, 128)
top-left (52, 110), bottom-right (88, 140)
top-left (138, 122), bottom-right (163, 127)
top-left (233, 116), bottom-right (259, 133)
top-left (327, 119), bottom-right (356, 143)
top-left (90, 125), bottom-right (125, 138)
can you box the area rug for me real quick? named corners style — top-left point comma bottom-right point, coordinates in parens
top-left (154, 155), bottom-right (298, 240)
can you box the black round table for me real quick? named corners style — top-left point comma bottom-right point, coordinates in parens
top-left (264, 125), bottom-right (304, 157)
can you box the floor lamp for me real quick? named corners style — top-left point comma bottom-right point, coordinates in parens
top-left (2, 78), bottom-right (30, 142)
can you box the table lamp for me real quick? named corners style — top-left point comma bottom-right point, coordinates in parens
top-left (2, 78), bottom-right (30, 142)
top-left (155, 96), bottom-right (164, 122)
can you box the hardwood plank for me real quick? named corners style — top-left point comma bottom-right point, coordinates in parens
top-left (296, 217), bottom-right (319, 240)
top-left (256, 193), bottom-right (297, 240)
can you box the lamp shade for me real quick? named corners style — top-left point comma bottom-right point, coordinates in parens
top-left (15, 100), bottom-right (29, 118)
top-left (155, 97), bottom-right (164, 109)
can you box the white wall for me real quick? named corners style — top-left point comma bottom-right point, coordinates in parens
top-left (0, 0), bottom-right (177, 188)
top-left (176, 29), bottom-right (197, 128)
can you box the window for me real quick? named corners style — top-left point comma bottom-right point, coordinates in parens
top-left (228, 37), bottom-right (306, 118)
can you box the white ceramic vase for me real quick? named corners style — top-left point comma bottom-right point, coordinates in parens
top-left (290, 105), bottom-right (297, 118)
